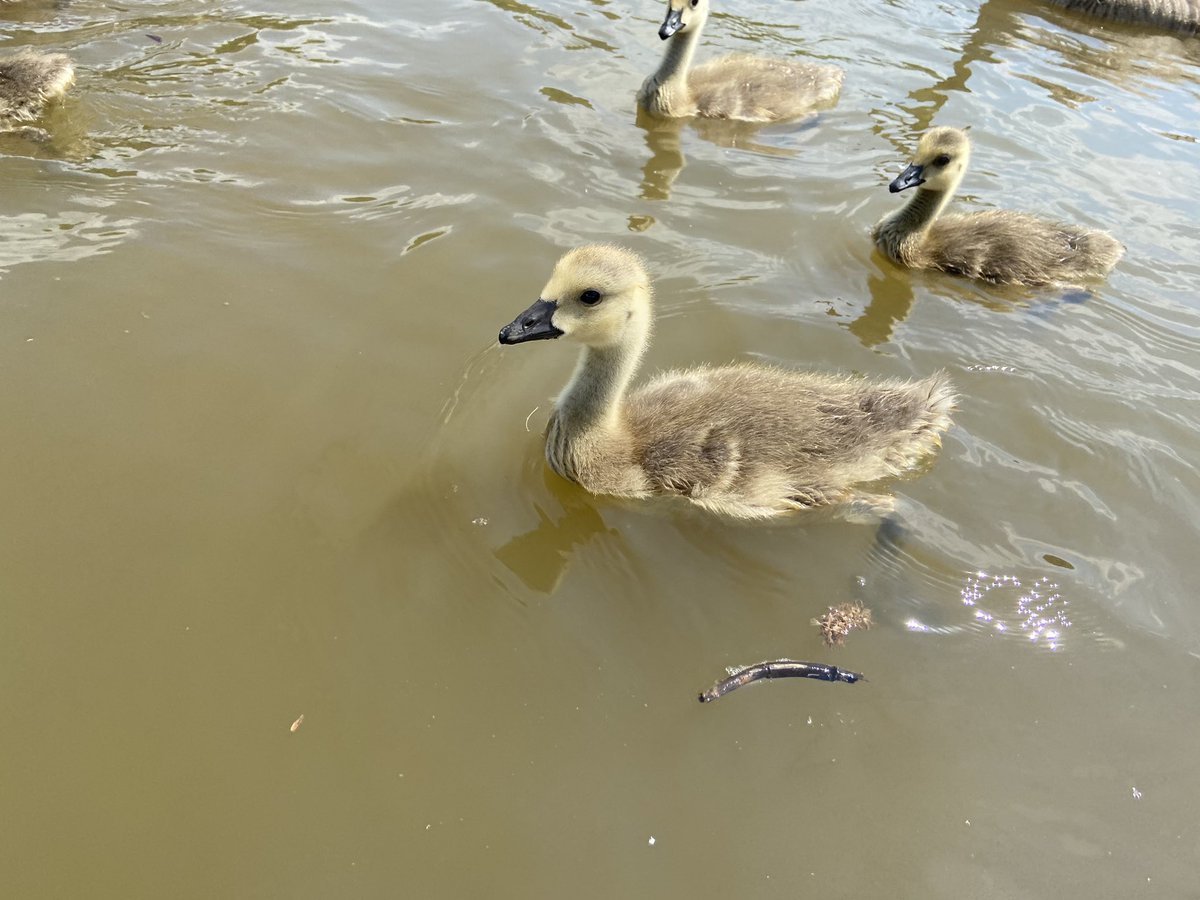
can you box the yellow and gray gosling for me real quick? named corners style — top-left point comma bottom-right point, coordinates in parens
top-left (637, 0), bottom-right (842, 122)
top-left (498, 245), bottom-right (955, 520)
top-left (1040, 0), bottom-right (1199, 34)
top-left (0, 51), bottom-right (74, 128)
top-left (873, 127), bottom-right (1123, 287)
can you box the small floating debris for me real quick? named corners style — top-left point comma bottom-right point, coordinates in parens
top-left (289, 714), bottom-right (305, 733)
top-left (813, 601), bottom-right (873, 647)
top-left (699, 659), bottom-right (864, 703)
top-left (146, 34), bottom-right (163, 44)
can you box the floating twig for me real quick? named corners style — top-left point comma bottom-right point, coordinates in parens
top-left (813, 601), bottom-right (873, 647)
top-left (699, 659), bottom-right (863, 703)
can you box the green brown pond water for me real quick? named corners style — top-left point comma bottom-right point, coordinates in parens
top-left (3, 0), bottom-right (1199, 896)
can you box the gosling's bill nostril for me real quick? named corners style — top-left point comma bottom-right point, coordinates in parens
top-left (888, 163), bottom-right (926, 193)
top-left (658, 8), bottom-right (683, 39)
top-left (498, 298), bottom-right (563, 345)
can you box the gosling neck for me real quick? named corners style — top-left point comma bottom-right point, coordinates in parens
top-left (651, 15), bottom-right (706, 94)
top-left (889, 170), bottom-right (963, 236)
top-left (555, 311), bottom-right (651, 431)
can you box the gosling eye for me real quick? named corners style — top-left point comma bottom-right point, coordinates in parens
top-left (690, 0), bottom-right (699, 6)
top-left (933, 154), bottom-right (951, 167)
top-left (579, 289), bottom-right (602, 305)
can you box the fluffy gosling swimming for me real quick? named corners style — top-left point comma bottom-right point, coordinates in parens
top-left (1041, 0), bottom-right (1200, 34)
top-left (0, 51), bottom-right (74, 129)
top-left (637, 0), bottom-right (843, 122)
top-left (873, 127), bottom-right (1123, 287)
top-left (498, 245), bottom-right (955, 520)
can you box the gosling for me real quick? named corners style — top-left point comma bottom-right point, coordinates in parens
top-left (1040, 0), bottom-right (1199, 34)
top-left (873, 127), bottom-right (1123, 287)
top-left (498, 245), bottom-right (955, 520)
top-left (637, 0), bottom-right (843, 122)
top-left (0, 51), bottom-right (74, 129)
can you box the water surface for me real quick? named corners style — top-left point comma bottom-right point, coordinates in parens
top-left (2, 0), bottom-right (1199, 896)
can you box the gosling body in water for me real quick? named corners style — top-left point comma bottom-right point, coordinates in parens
top-left (1041, 0), bottom-right (1199, 34)
top-left (873, 127), bottom-right (1123, 287)
top-left (498, 245), bottom-right (955, 520)
top-left (637, 0), bottom-right (842, 122)
top-left (0, 51), bottom-right (74, 129)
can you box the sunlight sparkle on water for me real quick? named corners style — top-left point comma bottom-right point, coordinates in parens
top-left (961, 572), bottom-right (1071, 650)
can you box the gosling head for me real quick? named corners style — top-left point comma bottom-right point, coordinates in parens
top-left (657, 0), bottom-right (708, 40)
top-left (499, 245), bottom-right (652, 350)
top-left (889, 126), bottom-right (972, 193)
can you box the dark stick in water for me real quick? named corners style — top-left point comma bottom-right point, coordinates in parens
top-left (699, 659), bottom-right (864, 703)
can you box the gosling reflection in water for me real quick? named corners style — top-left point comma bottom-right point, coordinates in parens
top-left (493, 472), bottom-right (618, 595)
top-left (635, 108), bottom-right (819, 202)
top-left (848, 269), bottom-right (918, 349)
top-left (846, 257), bottom-right (1077, 349)
top-left (637, 111), bottom-right (685, 202)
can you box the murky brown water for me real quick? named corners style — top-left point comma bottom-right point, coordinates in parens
top-left (3, 0), bottom-right (1200, 896)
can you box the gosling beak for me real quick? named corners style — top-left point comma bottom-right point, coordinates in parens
top-left (659, 8), bottom-right (683, 39)
top-left (499, 298), bottom-right (563, 345)
top-left (889, 163), bottom-right (925, 193)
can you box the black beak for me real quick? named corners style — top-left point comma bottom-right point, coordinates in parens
top-left (658, 8), bottom-right (683, 39)
top-left (499, 298), bottom-right (563, 345)
top-left (888, 163), bottom-right (925, 193)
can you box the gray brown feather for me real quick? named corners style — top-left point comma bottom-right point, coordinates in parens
top-left (685, 55), bottom-right (843, 122)
top-left (879, 210), bottom-right (1124, 286)
top-left (625, 367), bottom-right (954, 512)
top-left (0, 52), bottom-right (74, 125)
top-left (1040, 0), bottom-right (1200, 32)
